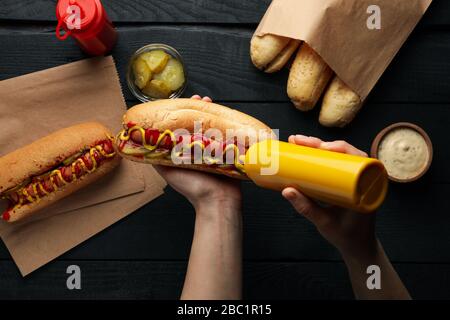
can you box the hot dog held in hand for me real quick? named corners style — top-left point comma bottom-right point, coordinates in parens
top-left (114, 98), bottom-right (276, 179)
top-left (0, 122), bottom-right (120, 223)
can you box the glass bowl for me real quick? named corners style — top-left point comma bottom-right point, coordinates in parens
top-left (126, 44), bottom-right (187, 102)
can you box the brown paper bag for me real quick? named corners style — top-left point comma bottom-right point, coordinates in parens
top-left (0, 56), bottom-right (166, 276)
top-left (0, 166), bottom-right (165, 276)
top-left (255, 0), bottom-right (432, 101)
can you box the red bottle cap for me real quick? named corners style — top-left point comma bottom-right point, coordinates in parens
top-left (55, 0), bottom-right (102, 40)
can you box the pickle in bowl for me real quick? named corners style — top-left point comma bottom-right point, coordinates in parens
top-left (153, 58), bottom-right (185, 91)
top-left (140, 50), bottom-right (170, 73)
top-left (132, 58), bottom-right (152, 89)
top-left (127, 44), bottom-right (187, 102)
top-left (142, 80), bottom-right (172, 99)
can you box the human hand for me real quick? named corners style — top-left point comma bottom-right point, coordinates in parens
top-left (154, 95), bottom-right (241, 214)
top-left (282, 135), bottom-right (377, 260)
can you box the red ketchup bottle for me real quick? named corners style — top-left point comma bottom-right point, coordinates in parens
top-left (56, 0), bottom-right (117, 56)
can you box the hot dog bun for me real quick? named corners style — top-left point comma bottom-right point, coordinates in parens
top-left (250, 34), bottom-right (300, 73)
top-left (0, 122), bottom-right (113, 192)
top-left (123, 99), bottom-right (274, 138)
top-left (6, 158), bottom-right (119, 223)
top-left (250, 32), bottom-right (362, 126)
top-left (121, 157), bottom-right (247, 180)
top-left (0, 122), bottom-right (120, 223)
top-left (117, 98), bottom-right (275, 179)
top-left (319, 76), bottom-right (363, 128)
top-left (287, 43), bottom-right (333, 111)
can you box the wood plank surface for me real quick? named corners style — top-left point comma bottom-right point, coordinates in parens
top-left (0, 102), bottom-right (448, 263)
top-left (0, 0), bottom-right (448, 26)
top-left (0, 26), bottom-right (449, 103)
top-left (0, 260), bottom-right (448, 300)
top-left (1, 182), bottom-right (448, 262)
top-left (0, 0), bottom-right (449, 300)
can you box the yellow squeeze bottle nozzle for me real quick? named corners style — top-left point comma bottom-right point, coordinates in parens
top-left (244, 140), bottom-right (388, 213)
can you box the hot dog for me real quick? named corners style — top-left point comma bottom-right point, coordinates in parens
top-left (0, 122), bottom-right (120, 223)
top-left (114, 98), bottom-right (275, 179)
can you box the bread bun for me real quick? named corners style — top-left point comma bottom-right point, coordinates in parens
top-left (120, 155), bottom-right (246, 180)
top-left (250, 34), bottom-right (300, 73)
top-left (123, 98), bottom-right (275, 143)
top-left (7, 157), bottom-right (120, 223)
top-left (287, 43), bottom-right (333, 111)
top-left (118, 98), bottom-right (275, 179)
top-left (0, 122), bottom-right (114, 193)
top-left (0, 122), bottom-right (120, 223)
top-left (319, 76), bottom-right (362, 128)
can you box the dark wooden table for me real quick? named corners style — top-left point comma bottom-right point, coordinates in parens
top-left (0, 0), bottom-right (449, 300)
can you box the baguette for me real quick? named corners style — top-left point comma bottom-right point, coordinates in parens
top-left (250, 34), bottom-right (300, 73)
top-left (319, 76), bottom-right (362, 127)
top-left (287, 43), bottom-right (333, 111)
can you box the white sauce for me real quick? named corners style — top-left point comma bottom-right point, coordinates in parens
top-left (378, 128), bottom-right (429, 180)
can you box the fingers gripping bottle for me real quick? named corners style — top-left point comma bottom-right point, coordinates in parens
top-left (243, 140), bottom-right (388, 213)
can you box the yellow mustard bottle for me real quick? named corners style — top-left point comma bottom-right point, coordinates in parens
top-left (244, 140), bottom-right (388, 213)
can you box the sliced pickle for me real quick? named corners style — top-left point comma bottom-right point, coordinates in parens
top-left (153, 58), bottom-right (185, 91)
top-left (140, 50), bottom-right (169, 73)
top-left (36, 170), bottom-right (54, 180)
top-left (132, 58), bottom-right (152, 89)
top-left (62, 151), bottom-right (83, 166)
top-left (1, 178), bottom-right (31, 196)
top-left (121, 145), bottom-right (151, 156)
top-left (145, 149), bottom-right (170, 159)
top-left (142, 80), bottom-right (172, 99)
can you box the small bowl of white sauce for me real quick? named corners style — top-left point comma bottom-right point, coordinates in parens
top-left (371, 123), bottom-right (433, 183)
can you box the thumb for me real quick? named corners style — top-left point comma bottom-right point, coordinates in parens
top-left (282, 187), bottom-right (330, 226)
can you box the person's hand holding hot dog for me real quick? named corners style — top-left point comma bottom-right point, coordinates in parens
top-left (152, 95), bottom-right (244, 300)
top-left (154, 96), bottom-right (242, 212)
